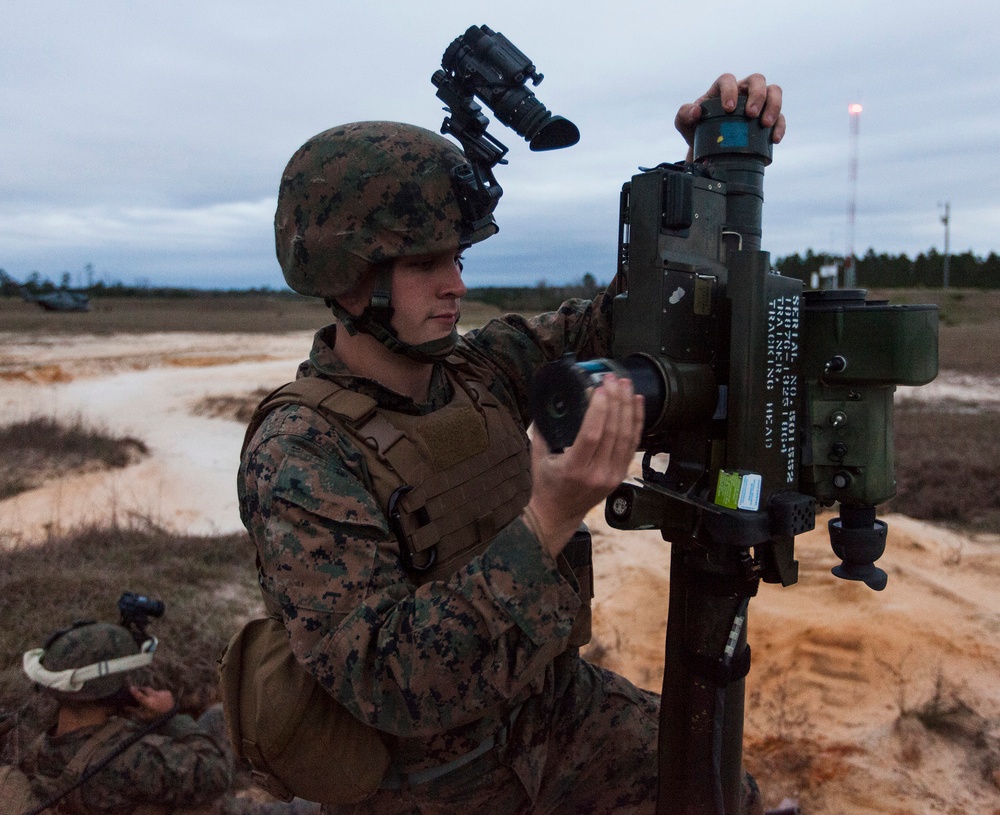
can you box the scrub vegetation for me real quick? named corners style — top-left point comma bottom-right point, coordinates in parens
top-left (0, 523), bottom-right (261, 741)
top-left (0, 416), bottom-right (148, 500)
top-left (891, 406), bottom-right (1000, 531)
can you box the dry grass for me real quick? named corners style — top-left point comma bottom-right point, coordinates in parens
top-left (192, 387), bottom-right (273, 425)
top-left (0, 294), bottom-right (503, 335)
top-left (890, 406), bottom-right (1000, 530)
top-left (0, 523), bottom-right (261, 714)
top-left (0, 416), bottom-right (149, 500)
top-left (0, 294), bottom-right (329, 334)
top-left (937, 322), bottom-right (1000, 376)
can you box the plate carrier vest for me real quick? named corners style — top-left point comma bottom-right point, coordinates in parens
top-left (227, 351), bottom-right (593, 803)
top-left (242, 352), bottom-right (592, 642)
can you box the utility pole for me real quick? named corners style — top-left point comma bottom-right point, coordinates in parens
top-left (845, 103), bottom-right (862, 288)
top-left (939, 202), bottom-right (951, 288)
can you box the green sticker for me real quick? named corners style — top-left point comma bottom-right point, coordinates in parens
top-left (715, 470), bottom-right (742, 509)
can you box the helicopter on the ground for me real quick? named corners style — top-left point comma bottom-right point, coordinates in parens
top-left (0, 270), bottom-right (91, 312)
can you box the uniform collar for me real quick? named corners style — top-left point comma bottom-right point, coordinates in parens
top-left (304, 324), bottom-right (454, 413)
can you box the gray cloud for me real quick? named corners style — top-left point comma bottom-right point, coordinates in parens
top-left (1, 1), bottom-right (995, 290)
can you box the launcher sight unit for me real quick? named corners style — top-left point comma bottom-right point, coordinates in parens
top-left (530, 97), bottom-right (938, 813)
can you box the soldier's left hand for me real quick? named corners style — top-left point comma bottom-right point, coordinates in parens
top-left (526, 375), bottom-right (643, 556)
top-left (129, 685), bottom-right (176, 719)
top-left (675, 73), bottom-right (784, 159)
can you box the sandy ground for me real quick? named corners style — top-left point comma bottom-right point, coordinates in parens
top-left (0, 331), bottom-right (314, 542)
top-left (3, 331), bottom-right (1000, 813)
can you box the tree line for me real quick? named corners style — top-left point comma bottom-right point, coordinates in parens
top-left (4, 250), bottom-right (1000, 300)
top-left (774, 249), bottom-right (1000, 289)
top-left (0, 269), bottom-right (284, 299)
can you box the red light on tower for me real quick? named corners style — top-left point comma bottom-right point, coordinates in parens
top-left (845, 103), bottom-right (862, 287)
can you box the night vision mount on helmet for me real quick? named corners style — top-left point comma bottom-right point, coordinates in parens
top-left (432, 24), bottom-right (580, 229)
top-left (274, 24), bottom-right (578, 363)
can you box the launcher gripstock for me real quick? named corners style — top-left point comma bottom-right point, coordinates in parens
top-left (530, 96), bottom-right (939, 814)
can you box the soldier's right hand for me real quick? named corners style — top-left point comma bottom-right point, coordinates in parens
top-left (129, 685), bottom-right (176, 720)
top-left (524, 375), bottom-right (643, 557)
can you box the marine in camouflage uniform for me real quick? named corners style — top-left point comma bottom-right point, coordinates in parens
top-left (241, 104), bottom-right (772, 814)
top-left (15, 620), bottom-right (233, 814)
top-left (241, 309), bottom-right (659, 814)
top-left (23, 710), bottom-right (231, 813)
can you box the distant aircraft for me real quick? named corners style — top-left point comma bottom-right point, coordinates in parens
top-left (0, 270), bottom-right (91, 312)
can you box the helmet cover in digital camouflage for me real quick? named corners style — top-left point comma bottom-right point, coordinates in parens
top-left (31, 622), bottom-right (143, 702)
top-left (275, 121), bottom-right (497, 299)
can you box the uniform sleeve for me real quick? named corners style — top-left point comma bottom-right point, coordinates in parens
top-left (239, 407), bottom-right (582, 738)
top-left (84, 715), bottom-right (232, 809)
top-left (463, 286), bottom-right (617, 423)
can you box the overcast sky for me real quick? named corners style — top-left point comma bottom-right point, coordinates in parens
top-left (2, 1), bottom-right (995, 290)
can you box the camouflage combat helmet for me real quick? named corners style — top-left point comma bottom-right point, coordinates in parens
top-left (275, 122), bottom-right (498, 363)
top-left (275, 121), bottom-right (497, 300)
top-left (23, 621), bottom-right (155, 703)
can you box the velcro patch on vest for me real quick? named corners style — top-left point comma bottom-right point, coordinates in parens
top-left (419, 401), bottom-right (490, 471)
top-left (315, 387), bottom-right (378, 424)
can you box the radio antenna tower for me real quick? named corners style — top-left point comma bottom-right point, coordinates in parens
top-left (939, 201), bottom-right (951, 288)
top-left (845, 103), bottom-right (863, 288)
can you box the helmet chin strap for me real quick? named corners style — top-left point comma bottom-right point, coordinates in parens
top-left (327, 265), bottom-right (458, 364)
